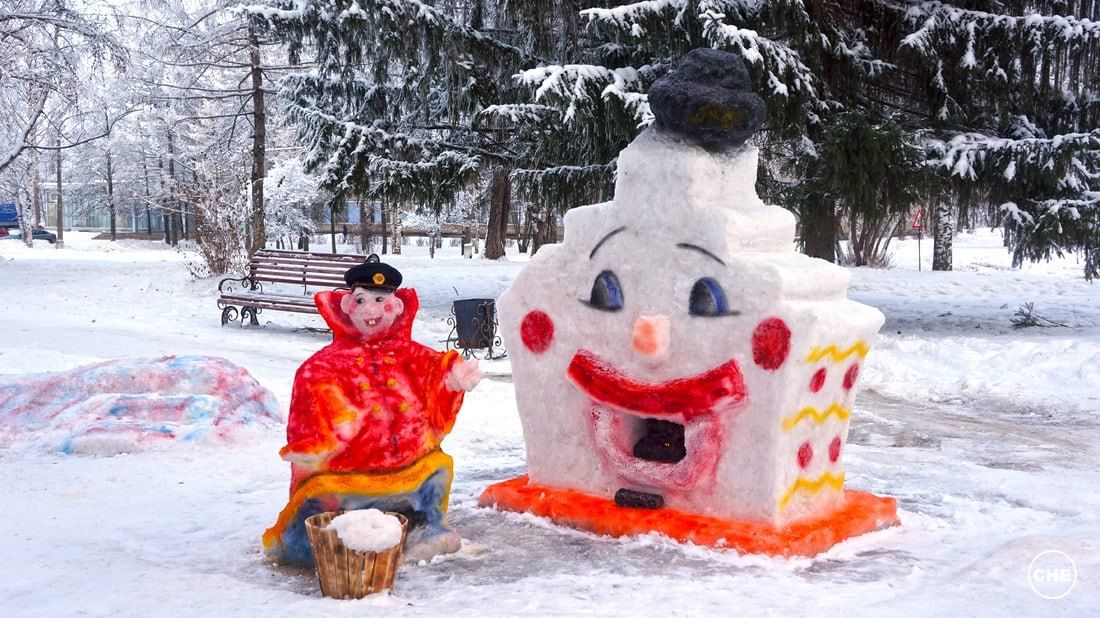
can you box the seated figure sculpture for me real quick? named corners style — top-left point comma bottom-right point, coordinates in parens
top-left (264, 255), bottom-right (482, 566)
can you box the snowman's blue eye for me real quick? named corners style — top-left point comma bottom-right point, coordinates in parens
top-left (690, 278), bottom-right (735, 316)
top-left (586, 270), bottom-right (624, 312)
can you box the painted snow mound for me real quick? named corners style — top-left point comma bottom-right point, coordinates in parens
top-left (0, 355), bottom-right (282, 455)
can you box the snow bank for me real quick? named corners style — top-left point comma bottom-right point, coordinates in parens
top-left (0, 355), bottom-right (281, 455)
top-left (866, 335), bottom-right (1100, 417)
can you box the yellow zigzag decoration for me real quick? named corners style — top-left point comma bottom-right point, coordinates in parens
top-left (781, 403), bottom-right (851, 431)
top-left (804, 341), bottom-right (870, 364)
top-left (778, 472), bottom-right (845, 509)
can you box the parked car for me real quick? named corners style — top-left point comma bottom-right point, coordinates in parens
top-left (0, 226), bottom-right (57, 243)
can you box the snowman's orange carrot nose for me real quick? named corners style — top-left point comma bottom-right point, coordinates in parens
top-left (632, 315), bottom-right (670, 358)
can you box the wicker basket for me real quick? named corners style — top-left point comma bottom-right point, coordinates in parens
top-left (304, 511), bottom-right (409, 599)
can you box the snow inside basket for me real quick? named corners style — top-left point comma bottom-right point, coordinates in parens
top-left (305, 510), bottom-right (409, 599)
top-left (0, 355), bottom-right (281, 455)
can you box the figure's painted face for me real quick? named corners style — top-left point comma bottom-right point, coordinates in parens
top-left (340, 288), bottom-right (403, 338)
top-left (557, 227), bottom-right (759, 491)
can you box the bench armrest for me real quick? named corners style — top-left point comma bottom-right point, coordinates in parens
top-left (218, 275), bottom-right (262, 294)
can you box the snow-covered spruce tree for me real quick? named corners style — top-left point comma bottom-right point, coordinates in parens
top-left (246, 1), bottom-right (637, 258)
top-left (811, 113), bottom-right (926, 267)
top-left (245, 1), bottom-right (528, 256)
top-left (480, 1), bottom-right (645, 254)
top-left (903, 2), bottom-right (1100, 277)
top-left (515, 1), bottom-right (1099, 276)
top-left (508, 1), bottom-right (910, 263)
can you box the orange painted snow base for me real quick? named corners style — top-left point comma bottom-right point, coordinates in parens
top-left (479, 475), bottom-right (899, 557)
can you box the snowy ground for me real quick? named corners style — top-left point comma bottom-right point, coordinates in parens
top-left (0, 231), bottom-right (1096, 616)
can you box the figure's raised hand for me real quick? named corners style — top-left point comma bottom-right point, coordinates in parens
top-left (446, 358), bottom-right (482, 392)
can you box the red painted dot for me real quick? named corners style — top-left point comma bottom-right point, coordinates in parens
top-left (843, 363), bottom-right (860, 390)
top-left (520, 310), bottom-right (554, 354)
top-left (797, 441), bottom-right (813, 468)
top-left (829, 436), bottom-right (842, 462)
top-left (809, 368), bottom-right (827, 393)
top-left (752, 317), bottom-right (791, 371)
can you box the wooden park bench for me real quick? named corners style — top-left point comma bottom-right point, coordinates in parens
top-left (217, 249), bottom-right (365, 326)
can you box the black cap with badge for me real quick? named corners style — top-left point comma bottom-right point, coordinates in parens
top-left (344, 254), bottom-right (403, 291)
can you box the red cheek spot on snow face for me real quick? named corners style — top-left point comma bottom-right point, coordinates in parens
top-left (382, 301), bottom-right (395, 313)
top-left (829, 436), bottom-right (842, 463)
top-left (843, 363), bottom-right (860, 390)
top-left (809, 368), bottom-right (827, 393)
top-left (520, 310), bottom-right (554, 354)
top-left (752, 318), bottom-right (791, 371)
top-left (797, 441), bottom-right (813, 469)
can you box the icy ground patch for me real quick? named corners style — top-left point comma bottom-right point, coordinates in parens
top-left (0, 232), bottom-right (1096, 615)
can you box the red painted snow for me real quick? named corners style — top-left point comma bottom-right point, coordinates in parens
top-left (567, 350), bottom-right (746, 421)
top-left (752, 318), bottom-right (791, 371)
top-left (843, 364), bottom-right (860, 390)
top-left (520, 310), bottom-right (554, 354)
top-left (798, 441), bottom-right (813, 468)
top-left (810, 368), bottom-right (827, 392)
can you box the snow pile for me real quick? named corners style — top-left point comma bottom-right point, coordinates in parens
top-left (0, 355), bottom-right (281, 455)
top-left (328, 509), bottom-right (404, 553)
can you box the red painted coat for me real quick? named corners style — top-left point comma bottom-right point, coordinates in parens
top-left (280, 288), bottom-right (464, 490)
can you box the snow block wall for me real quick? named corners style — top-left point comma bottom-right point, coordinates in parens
top-left (0, 356), bottom-right (281, 455)
top-left (498, 124), bottom-right (884, 527)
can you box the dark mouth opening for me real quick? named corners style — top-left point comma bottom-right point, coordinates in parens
top-left (632, 418), bottom-right (686, 463)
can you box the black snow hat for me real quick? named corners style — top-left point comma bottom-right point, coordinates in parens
top-left (344, 254), bottom-right (402, 291)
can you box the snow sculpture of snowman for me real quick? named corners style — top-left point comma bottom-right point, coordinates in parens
top-left (481, 49), bottom-right (898, 555)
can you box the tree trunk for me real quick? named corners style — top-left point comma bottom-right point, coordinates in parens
top-left (511, 202), bottom-right (530, 253)
top-left (847, 211), bottom-right (861, 266)
top-left (158, 154), bottom-right (171, 245)
top-left (298, 203), bottom-right (310, 251)
top-left (484, 167), bottom-right (510, 259)
top-left (358, 200), bottom-right (370, 253)
top-left (166, 131), bottom-right (179, 246)
top-left (54, 136), bottom-right (63, 248)
top-left (380, 203), bottom-right (389, 254)
top-left (801, 199), bottom-right (837, 262)
top-left (544, 206), bottom-right (557, 244)
top-left (531, 199), bottom-right (557, 255)
top-left (30, 147), bottom-right (41, 227)
top-left (248, 26), bottom-right (267, 256)
top-left (105, 147), bottom-right (116, 241)
top-left (932, 201), bottom-right (954, 271)
top-left (390, 204), bottom-right (402, 255)
top-left (140, 152), bottom-right (152, 238)
top-left (330, 209), bottom-right (337, 253)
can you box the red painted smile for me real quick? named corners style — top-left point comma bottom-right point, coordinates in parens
top-left (567, 350), bottom-right (748, 491)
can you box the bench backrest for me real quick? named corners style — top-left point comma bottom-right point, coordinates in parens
top-left (249, 249), bottom-right (366, 292)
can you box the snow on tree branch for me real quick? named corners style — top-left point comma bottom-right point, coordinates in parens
top-left (518, 64), bottom-right (655, 124)
top-left (902, 1), bottom-right (1100, 47)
